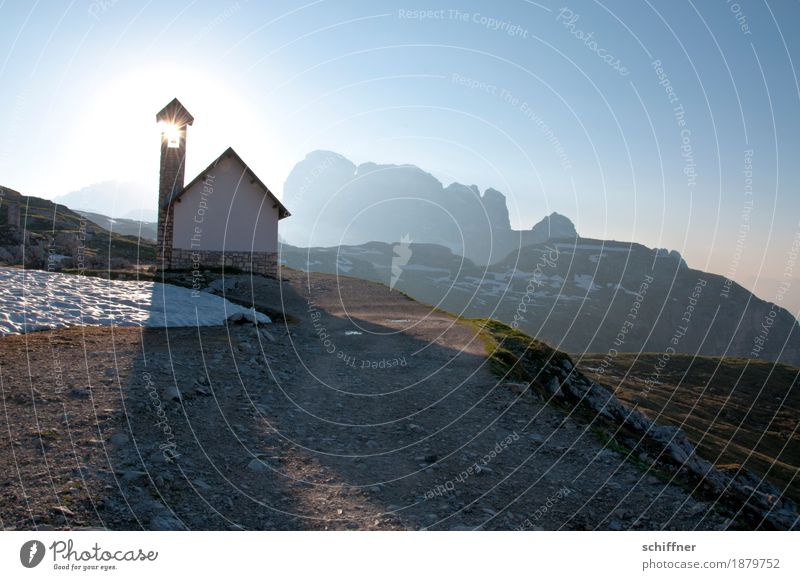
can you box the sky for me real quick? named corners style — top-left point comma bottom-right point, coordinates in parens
top-left (1, 0), bottom-right (799, 313)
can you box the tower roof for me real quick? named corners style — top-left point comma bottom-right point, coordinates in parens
top-left (156, 98), bottom-right (194, 126)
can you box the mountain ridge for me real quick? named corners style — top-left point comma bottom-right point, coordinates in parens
top-left (281, 150), bottom-right (581, 264)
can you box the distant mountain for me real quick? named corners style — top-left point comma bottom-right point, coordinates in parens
top-left (280, 234), bottom-right (800, 367)
top-left (76, 210), bottom-right (157, 241)
top-left (280, 151), bottom-right (800, 364)
top-left (0, 185), bottom-right (155, 269)
top-left (530, 211), bottom-right (577, 241)
top-left (54, 181), bottom-right (156, 222)
top-left (281, 150), bottom-right (576, 264)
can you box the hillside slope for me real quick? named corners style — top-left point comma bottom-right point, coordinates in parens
top-left (580, 353), bottom-right (800, 505)
top-left (75, 210), bottom-right (157, 241)
top-left (279, 240), bottom-right (800, 367)
top-left (0, 185), bottom-right (156, 269)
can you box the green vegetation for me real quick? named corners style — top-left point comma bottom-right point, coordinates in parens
top-left (468, 317), bottom-right (572, 383)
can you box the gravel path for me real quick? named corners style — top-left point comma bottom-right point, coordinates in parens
top-left (0, 270), bottom-right (730, 530)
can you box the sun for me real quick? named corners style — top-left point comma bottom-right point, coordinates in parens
top-left (159, 121), bottom-right (182, 148)
top-left (62, 63), bottom-right (296, 200)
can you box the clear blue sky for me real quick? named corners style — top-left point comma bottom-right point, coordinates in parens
top-left (1, 0), bottom-right (799, 311)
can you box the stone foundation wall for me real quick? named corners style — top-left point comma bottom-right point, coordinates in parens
top-left (169, 248), bottom-right (278, 277)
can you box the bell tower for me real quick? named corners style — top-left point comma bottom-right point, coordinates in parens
top-left (156, 98), bottom-right (194, 269)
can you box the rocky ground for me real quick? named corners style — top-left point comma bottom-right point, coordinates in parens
top-left (0, 269), bottom-right (737, 530)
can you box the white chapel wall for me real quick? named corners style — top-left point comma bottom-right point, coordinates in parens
top-left (171, 156), bottom-right (280, 253)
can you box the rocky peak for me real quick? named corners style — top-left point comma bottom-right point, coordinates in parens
top-left (481, 188), bottom-right (511, 231)
top-left (283, 150), bottom-right (356, 202)
top-left (530, 212), bottom-right (578, 240)
top-left (654, 248), bottom-right (688, 269)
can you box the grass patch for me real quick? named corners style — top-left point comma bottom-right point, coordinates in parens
top-left (467, 317), bottom-right (573, 384)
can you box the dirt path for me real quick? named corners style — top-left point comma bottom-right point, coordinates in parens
top-left (0, 270), bottom-right (730, 530)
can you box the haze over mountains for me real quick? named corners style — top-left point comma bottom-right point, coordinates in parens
top-left (54, 180), bottom-right (156, 222)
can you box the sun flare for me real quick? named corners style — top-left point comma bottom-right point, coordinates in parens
top-left (159, 121), bottom-right (182, 148)
top-left (62, 64), bottom-right (293, 194)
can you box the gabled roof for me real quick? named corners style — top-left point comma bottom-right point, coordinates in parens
top-left (164, 147), bottom-right (290, 219)
top-left (156, 98), bottom-right (194, 126)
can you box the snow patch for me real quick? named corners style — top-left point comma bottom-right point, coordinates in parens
top-left (573, 274), bottom-right (598, 291)
top-left (337, 257), bottom-right (353, 273)
top-left (0, 268), bottom-right (270, 336)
